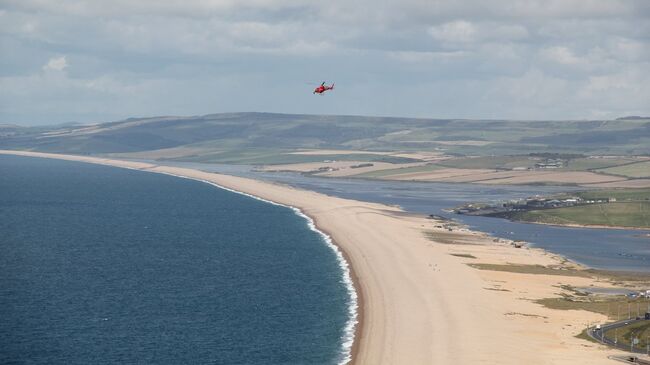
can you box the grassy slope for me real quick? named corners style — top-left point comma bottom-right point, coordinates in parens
top-left (173, 150), bottom-right (420, 165)
top-left (473, 262), bottom-right (650, 349)
top-left (537, 297), bottom-right (646, 321)
top-left (511, 202), bottom-right (650, 228)
top-left (576, 188), bottom-right (650, 201)
top-left (597, 161), bottom-right (650, 178)
top-left (564, 157), bottom-right (640, 170)
top-left (605, 320), bottom-right (650, 350)
top-left (435, 155), bottom-right (646, 172)
top-left (437, 156), bottom-right (538, 169)
top-left (350, 156), bottom-right (645, 180)
top-left (2, 113), bottom-right (649, 159)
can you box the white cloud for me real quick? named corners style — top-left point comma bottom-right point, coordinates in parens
top-left (607, 38), bottom-right (649, 62)
top-left (540, 46), bottom-right (581, 65)
top-left (428, 21), bottom-right (529, 48)
top-left (389, 50), bottom-right (467, 63)
top-left (43, 56), bottom-right (68, 71)
top-left (493, 69), bottom-right (570, 105)
top-left (1, 0), bottom-right (649, 123)
top-left (428, 21), bottom-right (476, 43)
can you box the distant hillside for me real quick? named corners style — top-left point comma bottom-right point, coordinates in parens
top-left (616, 116), bottom-right (649, 120)
top-left (1, 113), bottom-right (649, 163)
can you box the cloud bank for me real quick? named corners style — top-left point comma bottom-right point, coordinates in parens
top-left (1, 0), bottom-right (649, 124)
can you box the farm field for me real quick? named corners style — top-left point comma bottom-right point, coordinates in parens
top-left (3, 112), bottom-right (649, 186)
top-left (577, 188), bottom-right (650, 201)
top-left (563, 157), bottom-right (642, 171)
top-left (597, 161), bottom-right (650, 178)
top-left (509, 202), bottom-right (650, 229)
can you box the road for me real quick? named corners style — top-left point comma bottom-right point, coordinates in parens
top-left (589, 318), bottom-right (649, 354)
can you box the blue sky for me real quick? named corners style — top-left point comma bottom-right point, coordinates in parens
top-left (1, 0), bottom-right (649, 125)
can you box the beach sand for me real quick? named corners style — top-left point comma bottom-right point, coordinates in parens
top-left (0, 150), bottom-right (628, 364)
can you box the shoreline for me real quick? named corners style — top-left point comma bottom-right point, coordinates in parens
top-left (0, 151), bottom-right (361, 363)
top-left (0, 150), bottom-right (368, 362)
top-left (161, 173), bottom-right (361, 364)
top-left (1, 150), bottom-right (632, 364)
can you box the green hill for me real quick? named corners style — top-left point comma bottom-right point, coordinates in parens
top-left (2, 113), bottom-right (649, 164)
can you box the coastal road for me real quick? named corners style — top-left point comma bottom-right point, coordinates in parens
top-left (589, 318), bottom-right (649, 354)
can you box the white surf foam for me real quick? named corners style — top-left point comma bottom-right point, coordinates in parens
top-left (157, 172), bottom-right (359, 365)
top-left (14, 157), bottom-right (359, 363)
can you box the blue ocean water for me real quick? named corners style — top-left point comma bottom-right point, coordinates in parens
top-left (0, 155), bottom-right (352, 364)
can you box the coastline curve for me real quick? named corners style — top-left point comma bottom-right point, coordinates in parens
top-left (0, 150), bottom-right (361, 364)
top-left (163, 173), bottom-right (360, 365)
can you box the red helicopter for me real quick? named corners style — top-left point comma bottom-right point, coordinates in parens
top-left (313, 81), bottom-right (334, 94)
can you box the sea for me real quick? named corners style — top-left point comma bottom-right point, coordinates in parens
top-left (2, 154), bottom-right (648, 364)
top-left (0, 155), bottom-right (354, 364)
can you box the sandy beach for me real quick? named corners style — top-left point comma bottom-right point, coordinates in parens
top-left (0, 150), bottom-right (632, 364)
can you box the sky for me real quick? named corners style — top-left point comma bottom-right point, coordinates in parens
top-left (1, 0), bottom-right (649, 125)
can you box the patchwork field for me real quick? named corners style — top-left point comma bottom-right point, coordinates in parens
top-left (3, 112), bottom-right (649, 157)
top-left (476, 171), bottom-right (627, 185)
top-left (436, 156), bottom-right (540, 170)
top-left (597, 160), bottom-right (650, 178)
top-left (352, 163), bottom-right (446, 178)
top-left (588, 179), bottom-right (650, 188)
top-left (380, 168), bottom-right (496, 181)
top-left (564, 157), bottom-right (641, 171)
top-left (260, 160), bottom-right (429, 177)
top-left (576, 188), bottom-right (650, 201)
top-left (508, 202), bottom-right (650, 229)
top-left (350, 166), bottom-right (630, 186)
top-left (2, 112), bottom-right (649, 187)
top-left (288, 149), bottom-right (391, 155)
top-left (343, 155), bottom-right (650, 186)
